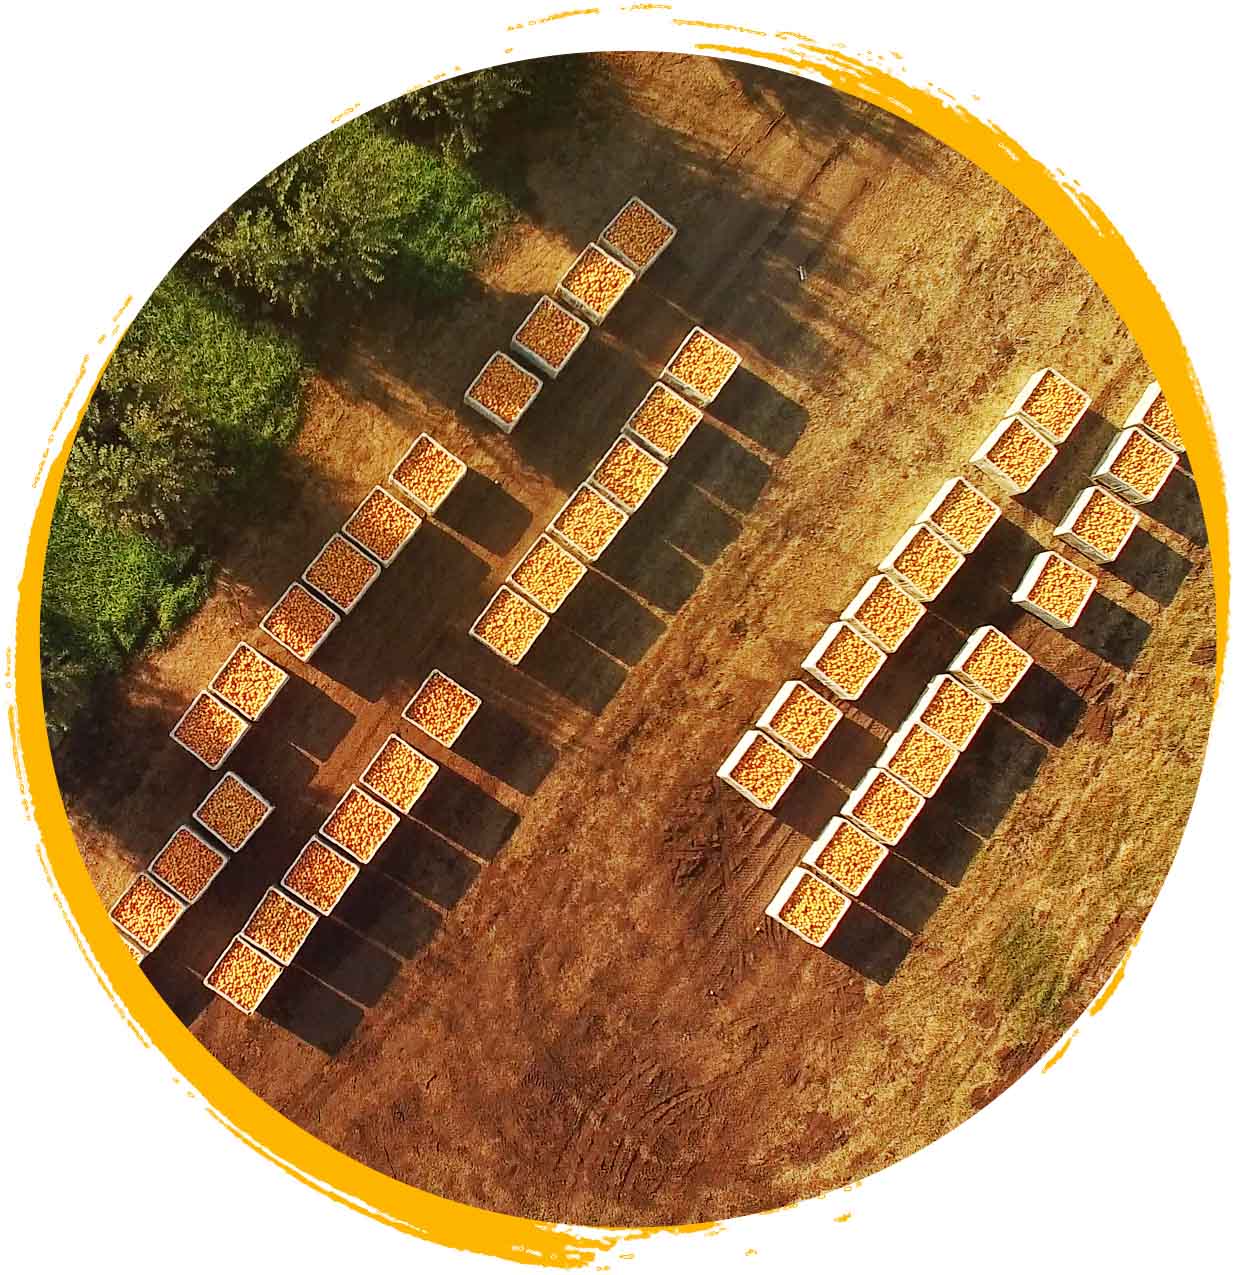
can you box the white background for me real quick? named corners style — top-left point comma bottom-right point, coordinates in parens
top-left (3, 1), bottom-right (1238, 1270)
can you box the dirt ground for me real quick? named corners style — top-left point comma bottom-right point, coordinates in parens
top-left (61, 54), bottom-right (1215, 1227)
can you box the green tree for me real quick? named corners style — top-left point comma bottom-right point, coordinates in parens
top-left (65, 397), bottom-right (223, 542)
top-left (195, 116), bottom-right (442, 315)
top-left (390, 66), bottom-right (533, 163)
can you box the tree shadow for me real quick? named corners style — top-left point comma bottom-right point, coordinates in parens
top-left (1145, 467), bottom-right (1207, 547)
top-left (454, 702), bottom-right (559, 796)
top-left (857, 855), bottom-right (947, 935)
top-left (294, 916), bottom-right (401, 1007)
top-left (822, 904), bottom-right (913, 985)
top-left (935, 715), bottom-right (1047, 837)
top-left (557, 571), bottom-right (666, 666)
top-left (1016, 408), bottom-right (1115, 522)
top-left (437, 467), bottom-right (532, 556)
top-left (259, 669), bottom-right (355, 762)
top-left (416, 768), bottom-right (520, 860)
top-left (1000, 663), bottom-right (1085, 747)
top-left (1106, 527), bottom-right (1193, 607)
top-left (631, 475), bottom-right (742, 566)
top-left (1065, 593), bottom-right (1152, 670)
top-left (374, 819), bottom-right (482, 910)
top-left (259, 965), bottom-right (364, 1055)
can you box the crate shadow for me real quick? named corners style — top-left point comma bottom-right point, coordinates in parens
top-left (1015, 408), bottom-right (1116, 522)
top-left (142, 949), bottom-right (213, 1028)
top-left (856, 616), bottom-right (964, 730)
top-left (416, 768), bottom-right (519, 861)
top-left (375, 819), bottom-right (481, 910)
top-left (633, 475), bottom-right (742, 566)
top-left (1106, 526), bottom-right (1193, 606)
top-left (897, 807), bottom-right (986, 887)
top-left (261, 671), bottom-right (355, 763)
top-left (676, 420), bottom-right (771, 513)
top-left (598, 524), bottom-right (702, 615)
top-left (822, 905), bottom-right (912, 985)
top-left (559, 570), bottom-right (667, 666)
top-left (1001, 664), bottom-right (1085, 747)
top-left (437, 468), bottom-right (532, 557)
top-left (812, 715), bottom-right (883, 791)
top-left (333, 872), bottom-right (442, 960)
top-left (773, 764), bottom-right (846, 837)
top-left (315, 525), bottom-right (490, 702)
top-left (1146, 467), bottom-right (1207, 547)
top-left (455, 702), bottom-right (559, 796)
top-left (1065, 592), bottom-right (1152, 670)
top-left (709, 365), bottom-right (810, 457)
top-left (857, 854), bottom-right (947, 935)
top-left (293, 916), bottom-right (401, 1008)
top-left (930, 519), bottom-right (1046, 630)
top-left (936, 715), bottom-right (1047, 837)
top-left (259, 965), bottom-right (364, 1055)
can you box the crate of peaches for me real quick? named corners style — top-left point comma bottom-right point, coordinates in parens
top-left (360, 733), bottom-right (439, 815)
top-left (801, 621), bottom-right (886, 701)
top-left (260, 582), bottom-right (341, 663)
top-left (464, 351), bottom-right (543, 434)
top-left (204, 935), bottom-right (283, 1015)
top-left (193, 772), bottom-right (274, 852)
top-left (717, 729), bottom-right (801, 811)
top-left (840, 574), bottom-right (925, 654)
top-left (210, 642), bottom-right (288, 721)
top-left (403, 669), bottom-right (482, 749)
top-left (303, 532), bottom-right (381, 615)
top-left (1006, 367), bottom-right (1092, 445)
top-left (320, 785), bottom-right (400, 864)
top-left (149, 825), bottom-right (228, 904)
top-left (390, 433), bottom-right (467, 515)
top-left (470, 585), bottom-right (549, 666)
top-left (508, 533), bottom-right (588, 614)
top-left (598, 196), bottom-right (677, 275)
top-left (915, 477), bottom-right (1002, 555)
top-left (971, 416), bottom-right (1057, 495)
top-left (802, 816), bottom-right (888, 897)
top-left (588, 435), bottom-right (667, 515)
top-left (109, 872), bottom-right (185, 954)
top-left (549, 484), bottom-right (628, 562)
top-left (169, 690), bottom-right (249, 770)
top-left (1012, 549), bottom-right (1097, 630)
top-left (766, 867), bottom-right (851, 948)
top-left (1054, 485), bottom-right (1139, 565)
top-left (876, 719), bottom-right (959, 800)
top-left (622, 382), bottom-right (703, 461)
top-left (556, 243), bottom-right (635, 325)
top-left (879, 523), bottom-right (965, 603)
top-left (948, 626), bottom-right (1033, 703)
top-left (510, 295), bottom-right (590, 379)
top-left (907, 673), bottom-right (991, 751)
top-left (841, 767), bottom-right (925, 847)
top-left (241, 886), bottom-right (318, 966)
top-left (282, 836), bottom-right (360, 916)
top-left (1091, 427), bottom-right (1178, 505)
top-left (1124, 381), bottom-right (1183, 453)
top-left (343, 485), bottom-right (422, 565)
top-left (755, 680), bottom-right (842, 760)
top-left (661, 326), bottom-right (741, 407)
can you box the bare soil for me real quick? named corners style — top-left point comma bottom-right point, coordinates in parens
top-left (61, 54), bottom-right (1215, 1227)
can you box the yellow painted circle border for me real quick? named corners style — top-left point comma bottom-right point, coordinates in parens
top-left (10, 16), bottom-right (1226, 1269)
